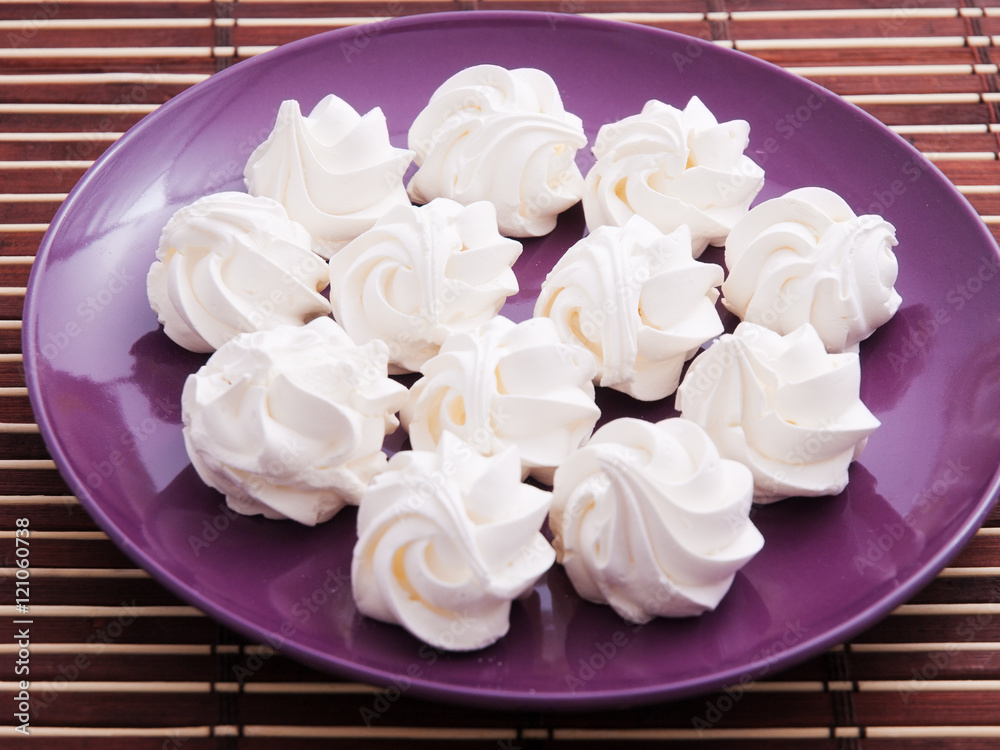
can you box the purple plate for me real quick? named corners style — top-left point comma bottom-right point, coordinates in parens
top-left (23, 11), bottom-right (1000, 709)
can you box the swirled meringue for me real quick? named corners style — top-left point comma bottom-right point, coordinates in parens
top-left (407, 64), bottom-right (587, 237)
top-left (328, 198), bottom-right (522, 374)
top-left (352, 431), bottom-right (555, 651)
top-left (583, 97), bottom-right (765, 257)
top-left (146, 191), bottom-right (330, 353)
top-left (244, 95), bottom-right (414, 258)
top-left (722, 187), bottom-right (902, 352)
top-left (534, 217), bottom-right (724, 401)
top-left (549, 417), bottom-right (763, 622)
top-left (181, 317), bottom-right (408, 526)
top-left (675, 322), bottom-right (880, 503)
top-left (402, 315), bottom-right (601, 484)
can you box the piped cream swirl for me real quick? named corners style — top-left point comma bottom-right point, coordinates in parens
top-left (535, 217), bottom-right (724, 400)
top-left (407, 64), bottom-right (587, 237)
top-left (675, 322), bottom-right (880, 502)
top-left (146, 191), bottom-right (330, 353)
top-left (583, 97), bottom-right (765, 257)
top-left (181, 317), bottom-right (408, 525)
top-left (722, 186), bottom-right (901, 352)
top-left (402, 315), bottom-right (600, 484)
top-left (351, 432), bottom-right (555, 651)
top-left (549, 417), bottom-right (763, 622)
top-left (328, 198), bottom-right (522, 374)
top-left (244, 95), bottom-right (414, 258)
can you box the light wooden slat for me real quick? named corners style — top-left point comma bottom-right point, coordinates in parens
top-left (859, 680), bottom-right (1000, 692)
top-left (0, 643), bottom-right (209, 655)
top-left (551, 728), bottom-right (830, 741)
top-left (0, 72), bottom-right (206, 84)
top-left (852, 642), bottom-right (1000, 652)
top-left (0, 18), bottom-right (214, 30)
top-left (0, 567), bottom-right (147, 577)
top-left (893, 603), bottom-right (1000, 616)
top-left (0, 494), bottom-right (76, 504)
top-left (866, 727), bottom-right (1000, 739)
top-left (0, 680), bottom-right (213, 693)
top-left (0, 133), bottom-right (121, 141)
top-left (0, 223), bottom-right (50, 231)
top-left (0, 423), bottom-right (38, 433)
top-left (736, 36), bottom-right (969, 51)
top-left (731, 8), bottom-right (960, 21)
top-left (0, 727), bottom-right (212, 739)
top-left (0, 460), bottom-right (58, 470)
top-left (0, 604), bottom-right (202, 616)
top-left (0, 47), bottom-right (232, 60)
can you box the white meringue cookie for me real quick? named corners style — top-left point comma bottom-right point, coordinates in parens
top-left (402, 316), bottom-right (601, 484)
top-left (535, 216), bottom-right (724, 401)
top-left (550, 417), bottom-right (763, 622)
top-left (146, 191), bottom-right (330, 353)
top-left (352, 432), bottom-right (555, 651)
top-left (583, 97), bottom-right (765, 257)
top-left (407, 64), bottom-right (587, 237)
top-left (675, 322), bottom-right (880, 503)
top-left (244, 95), bottom-right (414, 258)
top-left (328, 198), bottom-right (522, 374)
top-left (181, 317), bottom-right (408, 525)
top-left (722, 186), bottom-right (902, 352)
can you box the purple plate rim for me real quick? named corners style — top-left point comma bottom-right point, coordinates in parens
top-left (22, 10), bottom-right (1000, 709)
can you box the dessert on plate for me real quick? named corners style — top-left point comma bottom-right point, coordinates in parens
top-left (550, 417), bottom-right (763, 622)
top-left (352, 432), bottom-right (555, 651)
top-left (146, 191), bottom-right (330, 353)
top-left (407, 64), bottom-right (587, 238)
top-left (722, 186), bottom-right (902, 352)
top-left (182, 317), bottom-right (408, 526)
top-left (675, 322), bottom-right (881, 503)
top-left (583, 96), bottom-right (765, 257)
top-left (402, 315), bottom-right (601, 485)
top-left (244, 94), bottom-right (414, 258)
top-left (535, 216), bottom-right (724, 401)
top-left (328, 198), bottom-right (522, 374)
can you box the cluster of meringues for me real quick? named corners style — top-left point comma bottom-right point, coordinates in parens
top-left (146, 64), bottom-right (901, 652)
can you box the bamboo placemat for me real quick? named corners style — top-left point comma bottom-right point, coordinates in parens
top-left (3, 1), bottom-right (1000, 748)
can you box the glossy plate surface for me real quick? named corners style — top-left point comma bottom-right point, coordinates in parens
top-left (23, 12), bottom-right (1000, 709)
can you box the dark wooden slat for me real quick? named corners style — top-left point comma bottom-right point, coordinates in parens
top-left (0, 200), bottom-right (61, 223)
top-left (0, 615), bottom-right (222, 645)
top-left (0, 2), bottom-right (218, 21)
top-left (850, 649), bottom-right (1000, 680)
top-left (950, 534), bottom-right (1000, 568)
top-left (0, 165), bottom-right (91, 193)
top-left (0, 432), bottom-right (49, 460)
top-left (0, 575), bottom-right (186, 607)
top-left (0, 652), bottom-right (217, 682)
top-left (0, 328), bottom-right (25, 354)
top-left (0, 537), bottom-right (133, 568)
top-left (910, 576), bottom-right (1000, 605)
top-left (854, 690), bottom-right (1000, 725)
top-left (0, 393), bottom-right (37, 422)
top-left (0, 82), bottom-right (190, 106)
top-left (0, 263), bottom-right (33, 286)
top-left (854, 614), bottom-right (1000, 645)
top-left (0, 501), bottom-right (101, 532)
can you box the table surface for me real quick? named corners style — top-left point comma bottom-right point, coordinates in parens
top-left (4, 1), bottom-right (1000, 748)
